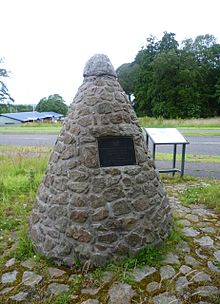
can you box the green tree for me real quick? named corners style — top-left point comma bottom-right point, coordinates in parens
top-left (149, 49), bottom-right (202, 118)
top-left (159, 31), bottom-right (179, 52)
top-left (133, 33), bottom-right (179, 117)
top-left (35, 94), bottom-right (68, 115)
top-left (215, 79), bottom-right (220, 115)
top-left (0, 103), bottom-right (33, 114)
top-left (116, 63), bottom-right (139, 102)
top-left (132, 36), bottom-right (160, 116)
top-left (16, 104), bottom-right (33, 112)
top-left (182, 34), bottom-right (220, 117)
top-left (0, 57), bottom-right (14, 103)
top-left (118, 32), bottom-right (220, 118)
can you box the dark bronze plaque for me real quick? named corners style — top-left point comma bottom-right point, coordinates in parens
top-left (98, 137), bottom-right (136, 167)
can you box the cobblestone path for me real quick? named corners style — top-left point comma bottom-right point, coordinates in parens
top-left (0, 183), bottom-right (219, 303)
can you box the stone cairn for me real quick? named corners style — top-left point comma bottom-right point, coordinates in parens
top-left (29, 54), bottom-right (172, 267)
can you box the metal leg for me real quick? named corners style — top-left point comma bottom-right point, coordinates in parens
top-left (181, 144), bottom-right (186, 177)
top-left (172, 144), bottom-right (177, 176)
top-left (146, 134), bottom-right (149, 146)
top-left (153, 144), bottom-right (156, 160)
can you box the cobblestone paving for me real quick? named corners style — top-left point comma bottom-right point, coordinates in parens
top-left (0, 183), bottom-right (219, 303)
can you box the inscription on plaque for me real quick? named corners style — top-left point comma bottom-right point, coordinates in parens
top-left (98, 137), bottom-right (136, 167)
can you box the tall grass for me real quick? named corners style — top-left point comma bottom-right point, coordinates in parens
top-left (0, 152), bottom-right (49, 232)
top-left (1, 117), bottom-right (220, 135)
top-left (0, 121), bottom-right (62, 134)
top-left (21, 122), bottom-right (63, 128)
top-left (0, 145), bottom-right (51, 153)
top-left (180, 182), bottom-right (220, 212)
top-left (138, 116), bottom-right (220, 128)
top-left (156, 152), bottom-right (220, 163)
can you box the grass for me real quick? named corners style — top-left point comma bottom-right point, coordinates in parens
top-left (156, 152), bottom-right (220, 163)
top-left (0, 145), bottom-right (51, 153)
top-left (51, 275), bottom-right (84, 304)
top-left (180, 181), bottom-right (220, 212)
top-left (90, 267), bottom-right (105, 285)
top-left (53, 293), bottom-right (72, 304)
top-left (0, 152), bottom-right (49, 234)
top-left (138, 116), bottom-right (220, 129)
top-left (182, 131), bottom-right (220, 136)
top-left (12, 226), bottom-right (36, 260)
top-left (161, 174), bottom-right (199, 185)
top-left (0, 117), bottom-right (220, 135)
top-left (161, 174), bottom-right (220, 212)
top-left (0, 121), bottom-right (62, 134)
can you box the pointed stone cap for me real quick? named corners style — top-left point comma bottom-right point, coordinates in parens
top-left (83, 54), bottom-right (117, 77)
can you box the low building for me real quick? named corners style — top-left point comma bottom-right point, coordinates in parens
top-left (0, 111), bottom-right (64, 125)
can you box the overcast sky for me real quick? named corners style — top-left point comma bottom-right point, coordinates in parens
top-left (1, 0), bottom-right (220, 105)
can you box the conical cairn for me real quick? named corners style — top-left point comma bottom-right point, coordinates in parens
top-left (29, 54), bottom-right (172, 267)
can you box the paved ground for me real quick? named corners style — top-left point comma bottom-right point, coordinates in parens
top-left (148, 135), bottom-right (220, 156)
top-left (156, 160), bottom-right (220, 180)
top-left (0, 182), bottom-right (219, 303)
top-left (0, 133), bottom-right (219, 179)
top-left (0, 134), bottom-right (219, 156)
top-left (0, 134), bottom-right (56, 147)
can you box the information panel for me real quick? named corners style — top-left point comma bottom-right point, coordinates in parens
top-left (98, 137), bottom-right (136, 167)
top-left (145, 128), bottom-right (188, 144)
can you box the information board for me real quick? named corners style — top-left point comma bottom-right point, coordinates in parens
top-left (145, 128), bottom-right (188, 144)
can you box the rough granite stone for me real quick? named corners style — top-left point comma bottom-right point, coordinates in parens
top-left (9, 292), bottom-right (29, 302)
top-left (175, 276), bottom-right (189, 294)
top-left (213, 250), bottom-right (220, 262)
top-left (146, 281), bottom-right (160, 292)
top-left (182, 227), bottom-right (200, 237)
top-left (200, 226), bottom-right (215, 233)
top-left (101, 271), bottom-right (114, 284)
top-left (83, 54), bottom-right (116, 77)
top-left (47, 283), bottom-right (70, 295)
top-left (192, 272), bottom-right (211, 282)
top-left (184, 255), bottom-right (201, 267)
top-left (21, 259), bottom-right (37, 270)
top-left (29, 54), bottom-right (172, 266)
top-left (163, 252), bottom-right (180, 264)
top-left (129, 266), bottom-right (157, 282)
top-left (195, 248), bottom-right (207, 259)
top-left (1, 270), bottom-right (18, 284)
top-left (207, 261), bottom-right (220, 273)
top-left (185, 214), bottom-right (199, 222)
top-left (5, 258), bottom-right (16, 268)
top-left (81, 300), bottom-right (99, 304)
top-left (152, 292), bottom-right (179, 304)
top-left (160, 265), bottom-right (176, 280)
top-left (22, 271), bottom-right (43, 286)
top-left (176, 241), bottom-right (190, 254)
top-left (196, 302), bottom-right (212, 304)
top-left (177, 219), bottom-right (191, 226)
top-left (81, 287), bottom-right (100, 295)
top-left (48, 267), bottom-right (66, 278)
top-left (108, 283), bottom-right (135, 304)
top-left (195, 236), bottom-right (214, 247)
top-left (0, 287), bottom-right (14, 294)
top-left (179, 265), bottom-right (192, 274)
top-left (192, 286), bottom-right (219, 296)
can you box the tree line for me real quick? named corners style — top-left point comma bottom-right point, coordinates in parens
top-left (35, 94), bottom-right (68, 115)
top-left (0, 93), bottom-right (68, 116)
top-left (116, 32), bottom-right (220, 118)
